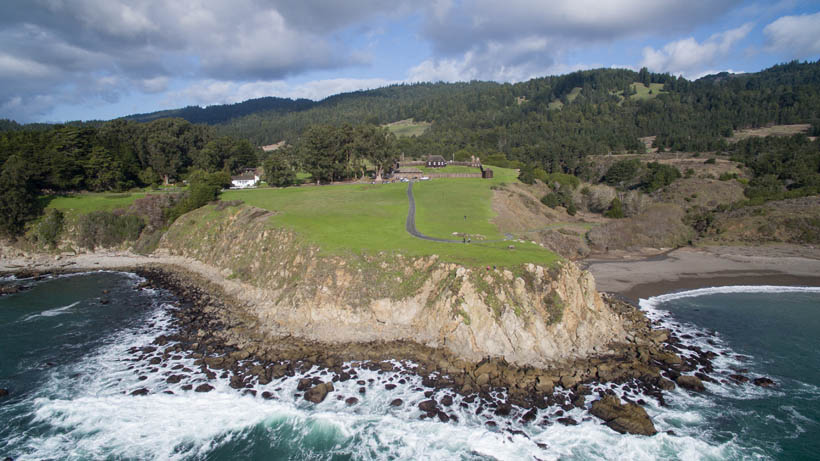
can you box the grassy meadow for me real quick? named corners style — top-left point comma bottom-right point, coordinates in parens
top-left (384, 119), bottom-right (431, 138)
top-left (223, 166), bottom-right (559, 267)
top-left (43, 166), bottom-right (559, 267)
top-left (418, 165), bottom-right (481, 174)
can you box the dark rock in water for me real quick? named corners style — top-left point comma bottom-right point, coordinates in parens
top-left (345, 397), bottom-right (359, 406)
top-left (437, 411), bottom-right (450, 423)
top-left (728, 374), bottom-right (749, 383)
top-left (494, 403), bottom-right (512, 416)
top-left (521, 408), bottom-right (537, 423)
top-left (181, 384), bottom-right (193, 391)
top-left (485, 420), bottom-right (497, 428)
top-left (0, 388), bottom-right (8, 398)
top-left (557, 417), bottom-right (578, 426)
top-left (418, 400), bottom-right (438, 413)
top-left (676, 375), bottom-right (705, 392)
top-left (656, 378), bottom-right (676, 391)
top-left (440, 395), bottom-right (454, 407)
top-left (138, 375), bottom-right (148, 381)
top-left (131, 388), bottom-right (149, 396)
top-left (536, 442), bottom-right (549, 450)
top-left (243, 390), bottom-right (257, 397)
top-left (166, 375), bottom-right (183, 384)
top-left (0, 284), bottom-right (25, 295)
top-left (297, 378), bottom-right (312, 392)
top-left (99, 298), bottom-right (110, 305)
top-left (149, 357), bottom-right (162, 365)
top-left (359, 387), bottom-right (366, 394)
top-left (261, 391), bottom-right (274, 400)
top-left (753, 377), bottom-right (776, 387)
top-left (195, 383), bottom-right (214, 393)
top-left (385, 383), bottom-right (397, 391)
top-left (390, 398), bottom-right (403, 407)
top-left (590, 395), bottom-right (657, 436)
top-left (304, 382), bottom-right (334, 404)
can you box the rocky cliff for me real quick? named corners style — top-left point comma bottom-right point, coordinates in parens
top-left (159, 203), bottom-right (628, 367)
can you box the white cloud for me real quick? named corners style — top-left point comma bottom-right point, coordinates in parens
top-left (408, 36), bottom-right (554, 82)
top-left (640, 23), bottom-right (753, 77)
top-left (764, 12), bottom-right (820, 58)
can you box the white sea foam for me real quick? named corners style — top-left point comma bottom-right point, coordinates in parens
top-left (22, 301), bottom-right (80, 321)
top-left (11, 285), bottom-right (794, 460)
top-left (640, 285), bottom-right (820, 310)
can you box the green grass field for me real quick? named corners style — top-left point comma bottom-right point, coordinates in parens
top-left (630, 82), bottom-right (666, 100)
top-left (46, 192), bottom-right (147, 220)
top-left (223, 167), bottom-right (559, 267)
top-left (43, 167), bottom-right (559, 267)
top-left (384, 119), bottom-right (431, 138)
top-left (418, 165), bottom-right (480, 174)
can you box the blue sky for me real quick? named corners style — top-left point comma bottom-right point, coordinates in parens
top-left (1, 0), bottom-right (819, 123)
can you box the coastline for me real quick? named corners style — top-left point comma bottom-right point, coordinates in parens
top-left (0, 245), bottom-right (708, 432)
top-left (582, 244), bottom-right (820, 302)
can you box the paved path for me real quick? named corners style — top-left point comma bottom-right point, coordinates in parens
top-left (405, 182), bottom-right (464, 243)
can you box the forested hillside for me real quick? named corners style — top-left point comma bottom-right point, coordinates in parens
top-left (207, 61), bottom-right (820, 176)
top-left (1, 60), bottom-right (818, 246)
top-left (124, 96), bottom-right (315, 125)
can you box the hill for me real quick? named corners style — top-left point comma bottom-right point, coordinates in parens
top-left (123, 96), bottom-right (315, 125)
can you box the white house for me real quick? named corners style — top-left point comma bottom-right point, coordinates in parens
top-left (230, 171), bottom-right (260, 189)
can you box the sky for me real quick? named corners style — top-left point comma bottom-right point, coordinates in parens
top-left (1, 0), bottom-right (820, 123)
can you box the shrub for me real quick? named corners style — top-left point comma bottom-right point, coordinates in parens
top-left (77, 211), bottom-right (145, 250)
top-left (604, 197), bottom-right (625, 218)
top-left (704, 158), bottom-right (717, 164)
top-left (642, 162), bottom-right (681, 192)
top-left (546, 172), bottom-right (580, 190)
top-left (35, 209), bottom-right (64, 248)
top-left (165, 171), bottom-right (224, 224)
top-left (128, 193), bottom-right (180, 231)
top-left (604, 159), bottom-right (642, 187)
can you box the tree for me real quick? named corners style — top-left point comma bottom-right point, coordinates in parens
top-left (353, 125), bottom-right (395, 180)
top-left (604, 159), bottom-right (642, 187)
top-left (0, 155), bottom-right (40, 236)
top-left (263, 153), bottom-right (297, 187)
top-left (642, 162), bottom-right (681, 192)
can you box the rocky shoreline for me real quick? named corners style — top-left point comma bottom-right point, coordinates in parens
top-left (120, 264), bottom-right (768, 436)
top-left (0, 263), bottom-right (779, 436)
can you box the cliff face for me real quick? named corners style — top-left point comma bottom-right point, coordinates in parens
top-left (159, 204), bottom-right (627, 367)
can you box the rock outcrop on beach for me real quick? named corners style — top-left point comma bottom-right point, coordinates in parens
top-left (158, 204), bottom-right (628, 368)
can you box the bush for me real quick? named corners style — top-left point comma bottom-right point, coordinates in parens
top-left (35, 209), bottom-right (64, 248)
top-left (604, 197), bottom-right (625, 218)
top-left (704, 158), bottom-right (717, 164)
top-left (128, 193), bottom-right (180, 231)
top-left (77, 211), bottom-right (145, 250)
top-left (642, 162), bottom-right (681, 192)
top-left (165, 171), bottom-right (224, 224)
top-left (546, 172), bottom-right (580, 190)
top-left (603, 159), bottom-right (642, 187)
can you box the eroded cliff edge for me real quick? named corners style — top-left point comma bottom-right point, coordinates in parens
top-left (159, 203), bottom-right (628, 368)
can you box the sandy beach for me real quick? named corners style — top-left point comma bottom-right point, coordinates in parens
top-left (583, 244), bottom-right (820, 302)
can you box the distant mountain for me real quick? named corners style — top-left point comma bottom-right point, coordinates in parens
top-left (123, 96), bottom-right (316, 125)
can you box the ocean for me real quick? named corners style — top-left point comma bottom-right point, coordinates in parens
top-left (0, 272), bottom-right (818, 460)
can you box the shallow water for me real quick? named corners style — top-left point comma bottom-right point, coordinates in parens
top-left (1, 274), bottom-right (818, 460)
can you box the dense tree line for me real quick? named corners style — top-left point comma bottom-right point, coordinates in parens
top-left (263, 124), bottom-right (396, 185)
top-left (0, 118), bottom-right (259, 236)
top-left (206, 61), bottom-right (820, 178)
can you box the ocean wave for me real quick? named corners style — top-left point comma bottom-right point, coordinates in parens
top-left (22, 301), bottom-right (80, 322)
top-left (639, 285), bottom-right (820, 309)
